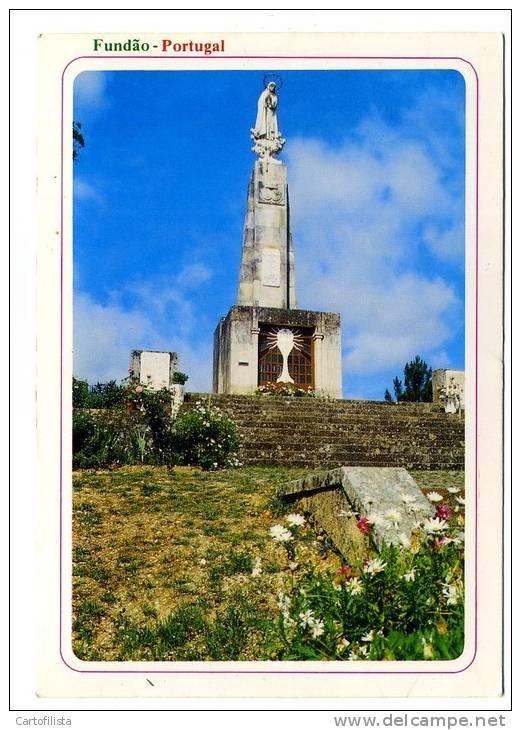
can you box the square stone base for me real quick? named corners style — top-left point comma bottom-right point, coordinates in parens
top-left (130, 350), bottom-right (178, 390)
top-left (213, 305), bottom-right (342, 397)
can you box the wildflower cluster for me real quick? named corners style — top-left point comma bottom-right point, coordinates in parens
top-left (255, 382), bottom-right (315, 397)
top-left (268, 491), bottom-right (465, 661)
top-left (268, 512), bottom-right (307, 565)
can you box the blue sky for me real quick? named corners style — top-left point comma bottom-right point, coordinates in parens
top-left (73, 69), bottom-right (465, 399)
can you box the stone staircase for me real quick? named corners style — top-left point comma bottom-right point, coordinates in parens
top-left (183, 394), bottom-right (465, 470)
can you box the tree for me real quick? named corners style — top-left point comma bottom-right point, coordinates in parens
top-left (73, 121), bottom-right (85, 160)
top-left (384, 356), bottom-right (432, 403)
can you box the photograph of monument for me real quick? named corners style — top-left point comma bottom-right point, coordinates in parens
top-left (73, 69), bottom-right (465, 401)
top-left (71, 68), bottom-right (467, 664)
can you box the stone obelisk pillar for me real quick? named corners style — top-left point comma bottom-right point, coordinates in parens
top-left (213, 80), bottom-right (342, 398)
top-left (238, 158), bottom-right (297, 309)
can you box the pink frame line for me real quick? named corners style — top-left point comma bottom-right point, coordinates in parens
top-left (61, 54), bottom-right (478, 676)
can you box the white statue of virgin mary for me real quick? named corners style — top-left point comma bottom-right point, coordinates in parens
top-left (252, 82), bottom-right (279, 139)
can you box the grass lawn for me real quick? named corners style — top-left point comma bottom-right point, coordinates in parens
top-left (72, 465), bottom-right (465, 661)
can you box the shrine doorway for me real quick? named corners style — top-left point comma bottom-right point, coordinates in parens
top-left (257, 325), bottom-right (314, 388)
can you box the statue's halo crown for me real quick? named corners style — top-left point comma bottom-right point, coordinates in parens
top-left (263, 73), bottom-right (283, 90)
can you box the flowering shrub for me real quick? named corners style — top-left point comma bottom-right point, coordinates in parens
top-left (122, 380), bottom-right (175, 462)
top-left (267, 507), bottom-right (465, 660)
top-left (256, 382), bottom-right (315, 397)
top-left (172, 400), bottom-right (240, 470)
top-left (73, 387), bottom-right (240, 470)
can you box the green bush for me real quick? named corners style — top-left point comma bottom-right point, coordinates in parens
top-left (73, 378), bottom-right (90, 408)
top-left (172, 400), bottom-right (240, 470)
top-left (72, 389), bottom-right (240, 470)
top-left (73, 377), bottom-right (126, 409)
top-left (72, 410), bottom-right (139, 469)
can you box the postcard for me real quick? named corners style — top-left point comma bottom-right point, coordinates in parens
top-left (35, 31), bottom-right (505, 699)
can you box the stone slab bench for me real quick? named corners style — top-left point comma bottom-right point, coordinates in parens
top-left (278, 466), bottom-right (435, 554)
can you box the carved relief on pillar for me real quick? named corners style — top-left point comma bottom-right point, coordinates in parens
top-left (257, 180), bottom-right (285, 205)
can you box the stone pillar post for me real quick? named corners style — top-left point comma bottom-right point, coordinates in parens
top-left (313, 332), bottom-right (324, 392)
top-left (251, 325), bottom-right (260, 390)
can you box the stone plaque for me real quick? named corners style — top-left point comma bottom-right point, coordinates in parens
top-left (139, 351), bottom-right (171, 388)
top-left (262, 248), bottom-right (281, 287)
top-left (258, 180), bottom-right (285, 205)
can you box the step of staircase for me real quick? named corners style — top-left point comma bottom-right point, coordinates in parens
top-left (182, 393), bottom-right (465, 470)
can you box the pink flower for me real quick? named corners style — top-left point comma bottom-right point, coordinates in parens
top-left (357, 517), bottom-right (371, 535)
top-left (337, 564), bottom-right (353, 578)
top-left (433, 537), bottom-right (449, 550)
top-left (436, 503), bottom-right (453, 521)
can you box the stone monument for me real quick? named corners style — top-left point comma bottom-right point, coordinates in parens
top-left (130, 349), bottom-right (178, 390)
top-left (213, 80), bottom-right (342, 397)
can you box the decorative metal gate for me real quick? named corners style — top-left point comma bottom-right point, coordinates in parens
top-left (258, 325), bottom-right (314, 387)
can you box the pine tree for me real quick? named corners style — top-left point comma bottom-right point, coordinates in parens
top-left (384, 356), bottom-right (432, 403)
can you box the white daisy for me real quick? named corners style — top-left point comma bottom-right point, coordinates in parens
top-left (299, 609), bottom-right (315, 628)
top-left (269, 524), bottom-right (293, 542)
top-left (403, 569), bottom-right (416, 582)
top-left (276, 592), bottom-right (291, 610)
top-left (442, 583), bottom-right (459, 605)
top-left (426, 491), bottom-right (444, 502)
top-left (346, 577), bottom-right (363, 595)
top-left (310, 619), bottom-right (325, 639)
top-left (366, 512), bottom-right (386, 526)
top-left (385, 509), bottom-right (402, 525)
top-left (423, 517), bottom-right (448, 533)
top-left (363, 558), bottom-right (386, 575)
top-left (286, 513), bottom-right (305, 527)
top-left (456, 496), bottom-right (465, 506)
top-left (361, 630), bottom-right (375, 642)
top-left (447, 486), bottom-right (461, 494)
top-left (400, 493), bottom-right (417, 504)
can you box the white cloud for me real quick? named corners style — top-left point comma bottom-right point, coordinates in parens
top-left (74, 262), bottom-right (215, 391)
top-left (74, 178), bottom-right (104, 204)
top-left (74, 71), bottom-right (108, 109)
top-left (423, 221), bottom-right (465, 262)
top-left (287, 103), bottom-right (464, 382)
